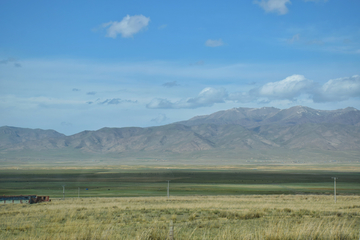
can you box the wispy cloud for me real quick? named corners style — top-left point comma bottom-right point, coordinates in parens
top-left (307, 39), bottom-right (324, 45)
top-left (100, 15), bottom-right (150, 38)
top-left (303, 0), bottom-right (328, 2)
top-left (72, 88), bottom-right (80, 92)
top-left (147, 87), bottom-right (228, 109)
top-left (254, 0), bottom-right (291, 15)
top-left (61, 121), bottom-right (72, 126)
top-left (287, 34), bottom-right (300, 43)
top-left (205, 39), bottom-right (224, 47)
top-left (0, 57), bottom-right (17, 64)
top-left (0, 95), bottom-right (85, 109)
top-left (158, 24), bottom-right (167, 29)
top-left (86, 92), bottom-right (96, 95)
top-left (98, 98), bottom-right (137, 105)
top-left (151, 114), bottom-right (168, 123)
top-left (190, 60), bottom-right (204, 66)
top-left (162, 81), bottom-right (179, 88)
top-left (0, 57), bottom-right (21, 67)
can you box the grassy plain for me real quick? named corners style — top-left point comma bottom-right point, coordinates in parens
top-left (1, 165), bottom-right (360, 239)
top-left (1, 195), bottom-right (360, 239)
top-left (1, 165), bottom-right (360, 197)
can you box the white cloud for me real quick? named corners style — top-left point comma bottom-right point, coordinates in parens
top-left (205, 39), bottom-right (224, 47)
top-left (102, 15), bottom-right (150, 38)
top-left (254, 0), bottom-right (291, 15)
top-left (187, 87), bottom-right (228, 107)
top-left (230, 74), bottom-right (360, 104)
top-left (314, 75), bottom-right (360, 102)
top-left (255, 75), bottom-right (314, 100)
top-left (146, 87), bottom-right (228, 109)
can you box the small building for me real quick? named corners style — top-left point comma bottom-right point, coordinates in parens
top-left (0, 195), bottom-right (51, 204)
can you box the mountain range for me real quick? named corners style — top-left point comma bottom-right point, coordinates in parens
top-left (1, 106), bottom-right (360, 163)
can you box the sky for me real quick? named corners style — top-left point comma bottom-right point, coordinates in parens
top-left (1, 0), bottom-right (360, 135)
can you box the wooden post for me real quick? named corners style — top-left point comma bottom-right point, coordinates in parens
top-left (169, 220), bottom-right (174, 240)
top-left (78, 187), bottom-right (80, 199)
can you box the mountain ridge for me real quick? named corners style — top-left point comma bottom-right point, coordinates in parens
top-left (1, 106), bottom-right (360, 162)
top-left (178, 106), bottom-right (360, 127)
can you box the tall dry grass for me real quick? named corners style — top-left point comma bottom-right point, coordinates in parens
top-left (1, 195), bottom-right (359, 239)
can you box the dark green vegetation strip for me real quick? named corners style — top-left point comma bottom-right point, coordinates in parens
top-left (0, 168), bottom-right (359, 197)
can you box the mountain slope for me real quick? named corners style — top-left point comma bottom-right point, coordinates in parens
top-left (179, 106), bottom-right (360, 128)
top-left (1, 106), bottom-right (360, 160)
top-left (0, 126), bottom-right (65, 148)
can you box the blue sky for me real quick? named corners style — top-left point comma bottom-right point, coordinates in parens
top-left (1, 0), bottom-right (360, 135)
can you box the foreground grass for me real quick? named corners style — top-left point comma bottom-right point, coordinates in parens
top-left (1, 195), bottom-right (360, 239)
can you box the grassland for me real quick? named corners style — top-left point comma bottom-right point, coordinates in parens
top-left (1, 165), bottom-right (360, 239)
top-left (1, 195), bottom-right (360, 239)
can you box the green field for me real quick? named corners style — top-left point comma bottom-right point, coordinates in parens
top-left (1, 165), bottom-right (360, 239)
top-left (1, 166), bottom-right (359, 197)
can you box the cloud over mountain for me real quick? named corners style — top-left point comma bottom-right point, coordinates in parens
top-left (147, 87), bottom-right (228, 109)
top-left (253, 74), bottom-right (314, 100)
top-left (147, 74), bottom-right (359, 109)
top-left (314, 75), bottom-right (360, 102)
top-left (151, 114), bottom-right (168, 123)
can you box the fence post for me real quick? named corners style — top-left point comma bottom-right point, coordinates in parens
top-left (169, 220), bottom-right (174, 240)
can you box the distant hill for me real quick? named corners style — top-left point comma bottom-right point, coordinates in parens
top-left (0, 126), bottom-right (65, 148)
top-left (1, 106), bottom-right (360, 163)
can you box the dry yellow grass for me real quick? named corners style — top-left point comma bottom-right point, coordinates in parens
top-left (1, 195), bottom-right (359, 239)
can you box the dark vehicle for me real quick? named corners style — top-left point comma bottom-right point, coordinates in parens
top-left (0, 195), bottom-right (51, 204)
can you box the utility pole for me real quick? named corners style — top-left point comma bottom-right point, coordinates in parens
top-left (62, 185), bottom-right (66, 200)
top-left (167, 180), bottom-right (170, 199)
top-left (331, 177), bottom-right (337, 203)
